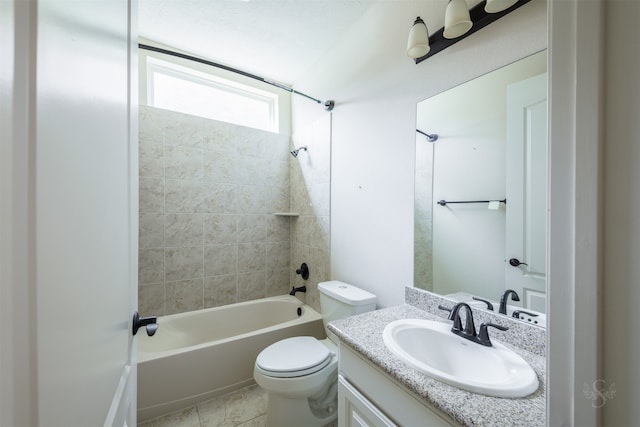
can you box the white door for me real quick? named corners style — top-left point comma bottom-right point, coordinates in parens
top-left (505, 73), bottom-right (548, 313)
top-left (1, 1), bottom-right (139, 425)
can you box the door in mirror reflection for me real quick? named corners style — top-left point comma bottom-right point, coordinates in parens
top-left (505, 73), bottom-right (547, 313)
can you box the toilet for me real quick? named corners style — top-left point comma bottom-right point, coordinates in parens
top-left (253, 280), bottom-right (377, 427)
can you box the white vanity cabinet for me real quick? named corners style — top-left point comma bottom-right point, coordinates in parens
top-left (338, 344), bottom-right (459, 427)
top-left (338, 376), bottom-right (396, 427)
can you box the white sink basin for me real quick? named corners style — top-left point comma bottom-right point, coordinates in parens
top-left (382, 319), bottom-right (539, 398)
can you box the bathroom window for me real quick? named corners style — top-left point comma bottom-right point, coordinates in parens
top-left (146, 57), bottom-right (279, 132)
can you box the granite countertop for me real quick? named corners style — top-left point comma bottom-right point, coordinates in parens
top-left (328, 304), bottom-right (546, 427)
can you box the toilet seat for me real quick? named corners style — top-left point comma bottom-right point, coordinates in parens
top-left (256, 336), bottom-right (333, 378)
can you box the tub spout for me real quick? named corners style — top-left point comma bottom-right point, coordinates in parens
top-left (132, 311), bottom-right (158, 336)
top-left (289, 286), bottom-right (307, 296)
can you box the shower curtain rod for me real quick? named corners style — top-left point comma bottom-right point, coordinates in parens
top-left (139, 43), bottom-right (323, 105)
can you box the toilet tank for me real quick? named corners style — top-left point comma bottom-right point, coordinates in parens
top-left (318, 281), bottom-right (377, 331)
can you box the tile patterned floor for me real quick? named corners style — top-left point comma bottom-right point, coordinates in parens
top-left (138, 384), bottom-right (267, 427)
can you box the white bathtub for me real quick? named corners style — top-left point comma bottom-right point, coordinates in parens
top-left (137, 295), bottom-right (326, 422)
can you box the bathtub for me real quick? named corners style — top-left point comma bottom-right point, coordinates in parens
top-left (137, 295), bottom-right (326, 422)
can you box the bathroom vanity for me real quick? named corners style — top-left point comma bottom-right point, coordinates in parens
top-left (338, 343), bottom-right (456, 426)
top-left (329, 303), bottom-right (545, 427)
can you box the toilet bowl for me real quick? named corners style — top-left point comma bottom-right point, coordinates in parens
top-left (254, 281), bottom-right (376, 427)
top-left (254, 337), bottom-right (339, 427)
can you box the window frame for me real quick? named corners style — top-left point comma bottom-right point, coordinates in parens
top-left (139, 47), bottom-right (290, 134)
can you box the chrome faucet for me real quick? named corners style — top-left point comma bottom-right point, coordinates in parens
top-left (439, 302), bottom-right (509, 347)
top-left (499, 289), bottom-right (520, 314)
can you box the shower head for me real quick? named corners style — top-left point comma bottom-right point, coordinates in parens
top-left (290, 146), bottom-right (308, 158)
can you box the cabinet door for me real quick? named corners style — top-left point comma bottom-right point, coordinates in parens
top-left (338, 376), bottom-right (397, 427)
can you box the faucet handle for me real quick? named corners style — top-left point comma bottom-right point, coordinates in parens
top-left (472, 297), bottom-right (494, 311)
top-left (512, 310), bottom-right (539, 319)
top-left (438, 304), bottom-right (452, 314)
top-left (438, 305), bottom-right (462, 331)
top-left (295, 263), bottom-right (309, 280)
top-left (477, 322), bottom-right (508, 346)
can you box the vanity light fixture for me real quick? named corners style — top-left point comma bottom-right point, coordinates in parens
top-left (406, 17), bottom-right (430, 59)
top-left (485, 0), bottom-right (519, 13)
top-left (444, 0), bottom-right (473, 39)
top-left (409, 0), bottom-right (531, 64)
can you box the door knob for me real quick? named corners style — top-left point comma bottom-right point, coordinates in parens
top-left (509, 258), bottom-right (528, 267)
top-left (132, 311), bottom-right (158, 336)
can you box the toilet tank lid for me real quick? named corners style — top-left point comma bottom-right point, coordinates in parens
top-left (318, 281), bottom-right (376, 306)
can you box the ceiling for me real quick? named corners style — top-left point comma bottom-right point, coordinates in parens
top-left (138, 0), bottom-right (383, 86)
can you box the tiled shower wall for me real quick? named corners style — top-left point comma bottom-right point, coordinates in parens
top-left (138, 106), bottom-right (293, 316)
top-left (289, 114), bottom-right (331, 312)
top-left (414, 138), bottom-right (434, 291)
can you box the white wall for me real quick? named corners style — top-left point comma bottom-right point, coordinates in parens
top-left (293, 0), bottom-right (546, 307)
top-left (602, 1), bottom-right (640, 424)
top-left (0, 0), bottom-right (35, 424)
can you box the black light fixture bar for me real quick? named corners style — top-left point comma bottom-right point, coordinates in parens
top-left (415, 0), bottom-right (532, 64)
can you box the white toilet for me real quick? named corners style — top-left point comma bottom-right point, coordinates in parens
top-left (253, 280), bottom-right (377, 427)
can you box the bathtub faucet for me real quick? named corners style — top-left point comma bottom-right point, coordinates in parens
top-left (289, 285), bottom-right (307, 296)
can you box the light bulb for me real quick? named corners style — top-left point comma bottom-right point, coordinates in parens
top-left (444, 0), bottom-right (473, 39)
top-left (407, 17), bottom-right (430, 59)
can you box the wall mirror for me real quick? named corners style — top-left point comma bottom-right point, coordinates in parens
top-left (414, 50), bottom-right (547, 323)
